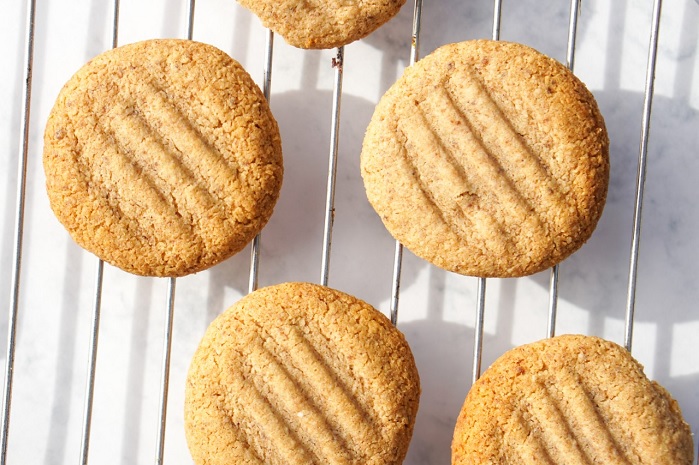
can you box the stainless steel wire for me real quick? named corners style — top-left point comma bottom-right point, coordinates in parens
top-left (625, 0), bottom-right (664, 353)
top-left (248, 28), bottom-right (275, 294)
top-left (389, 0), bottom-right (424, 326)
top-left (471, 278), bottom-right (487, 384)
top-left (470, 0), bottom-right (502, 384)
top-left (0, 1), bottom-right (36, 463)
top-left (491, 0), bottom-right (502, 41)
top-left (186, 0), bottom-right (196, 42)
top-left (247, 201), bottom-right (262, 286)
top-left (408, 0), bottom-right (423, 65)
top-left (78, 259), bottom-right (104, 465)
top-left (389, 241), bottom-right (404, 326)
top-left (471, 281), bottom-right (488, 379)
top-left (320, 46), bottom-right (345, 287)
top-left (547, 0), bottom-right (582, 339)
top-left (565, 0), bottom-right (582, 71)
top-left (260, 30), bottom-right (275, 109)
top-left (153, 5), bottom-right (196, 464)
top-left (155, 277), bottom-right (177, 465)
top-left (0, 0), bottom-right (689, 462)
top-left (78, 2), bottom-right (120, 463)
top-left (111, 0), bottom-right (120, 50)
top-left (546, 265), bottom-right (559, 338)
top-left (77, 1), bottom-right (195, 463)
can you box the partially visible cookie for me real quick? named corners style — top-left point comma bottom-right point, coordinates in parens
top-left (237, 0), bottom-right (406, 49)
top-left (43, 39), bottom-right (283, 277)
top-left (185, 282), bottom-right (421, 465)
top-left (452, 334), bottom-right (694, 465)
top-left (361, 39), bottom-right (610, 277)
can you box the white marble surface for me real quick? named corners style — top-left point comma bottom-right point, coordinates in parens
top-left (1, 0), bottom-right (698, 463)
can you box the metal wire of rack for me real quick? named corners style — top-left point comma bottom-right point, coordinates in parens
top-left (1, 0), bottom-right (698, 463)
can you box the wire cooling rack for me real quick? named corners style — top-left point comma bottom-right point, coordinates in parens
top-left (1, 0), bottom-right (698, 463)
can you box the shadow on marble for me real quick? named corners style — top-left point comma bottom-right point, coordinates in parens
top-left (398, 271), bottom-right (520, 465)
top-left (40, 250), bottom-right (159, 465)
top-left (206, 87), bottom-right (427, 308)
top-left (0, 85), bottom-right (23, 350)
top-left (41, 243), bottom-right (85, 465)
top-left (21, 2), bottom-right (699, 463)
top-left (533, 91), bottom-right (699, 313)
top-left (225, 1), bottom-right (254, 67)
top-left (362, 0), bottom-right (577, 76)
top-left (0, 0), bottom-right (56, 345)
top-left (118, 276), bottom-right (156, 465)
top-left (531, 87), bottom-right (699, 438)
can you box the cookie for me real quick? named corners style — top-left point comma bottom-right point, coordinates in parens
top-left (237, 0), bottom-right (406, 49)
top-left (43, 39), bottom-right (283, 277)
top-left (452, 334), bottom-right (694, 465)
top-left (184, 282), bottom-right (420, 465)
top-left (361, 40), bottom-right (609, 277)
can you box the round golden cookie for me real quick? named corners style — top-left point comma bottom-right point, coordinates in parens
top-left (185, 282), bottom-right (420, 465)
top-left (361, 40), bottom-right (609, 277)
top-left (43, 39), bottom-right (283, 277)
top-left (452, 334), bottom-right (694, 465)
top-left (237, 0), bottom-right (406, 49)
